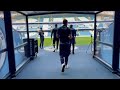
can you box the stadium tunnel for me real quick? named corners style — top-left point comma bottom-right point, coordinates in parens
top-left (0, 11), bottom-right (120, 79)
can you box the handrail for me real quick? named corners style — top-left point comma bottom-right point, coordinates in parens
top-left (0, 42), bottom-right (28, 54)
top-left (0, 48), bottom-right (7, 54)
top-left (14, 42), bottom-right (28, 50)
top-left (96, 40), bottom-right (113, 47)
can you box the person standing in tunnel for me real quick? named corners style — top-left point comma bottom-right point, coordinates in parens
top-left (70, 24), bottom-right (76, 54)
top-left (51, 24), bottom-right (59, 52)
top-left (39, 27), bottom-right (44, 49)
top-left (57, 19), bottom-right (72, 72)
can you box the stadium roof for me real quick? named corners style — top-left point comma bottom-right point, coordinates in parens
top-left (17, 11), bottom-right (101, 16)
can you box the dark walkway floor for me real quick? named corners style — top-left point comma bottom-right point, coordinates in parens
top-left (15, 46), bottom-right (119, 79)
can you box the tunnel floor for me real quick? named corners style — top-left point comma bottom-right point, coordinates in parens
top-left (14, 45), bottom-right (119, 79)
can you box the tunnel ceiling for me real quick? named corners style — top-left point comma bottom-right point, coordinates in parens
top-left (18, 11), bottom-right (100, 16)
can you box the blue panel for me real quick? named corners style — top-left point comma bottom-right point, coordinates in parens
top-left (0, 18), bottom-right (9, 78)
top-left (119, 53), bottom-right (120, 69)
top-left (99, 44), bottom-right (113, 65)
top-left (100, 23), bottom-right (114, 44)
top-left (0, 52), bottom-right (9, 79)
top-left (96, 23), bottom-right (114, 66)
top-left (13, 30), bottom-right (23, 47)
top-left (12, 17), bottom-right (28, 68)
top-left (14, 48), bottom-right (27, 67)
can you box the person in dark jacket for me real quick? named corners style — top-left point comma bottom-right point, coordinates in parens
top-left (70, 25), bottom-right (76, 54)
top-left (57, 19), bottom-right (72, 72)
top-left (51, 24), bottom-right (59, 52)
top-left (39, 27), bottom-right (44, 49)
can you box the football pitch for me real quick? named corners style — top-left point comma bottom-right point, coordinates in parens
top-left (37, 36), bottom-right (94, 47)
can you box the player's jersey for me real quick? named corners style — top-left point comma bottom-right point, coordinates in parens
top-left (51, 28), bottom-right (58, 39)
top-left (58, 25), bottom-right (71, 44)
top-left (70, 28), bottom-right (76, 37)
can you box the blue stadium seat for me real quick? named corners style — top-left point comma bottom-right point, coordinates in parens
top-left (79, 31), bottom-right (91, 36)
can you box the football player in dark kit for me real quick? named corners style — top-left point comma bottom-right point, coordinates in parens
top-left (51, 24), bottom-right (59, 52)
top-left (39, 27), bottom-right (44, 49)
top-left (70, 25), bottom-right (76, 54)
top-left (57, 19), bottom-right (72, 72)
